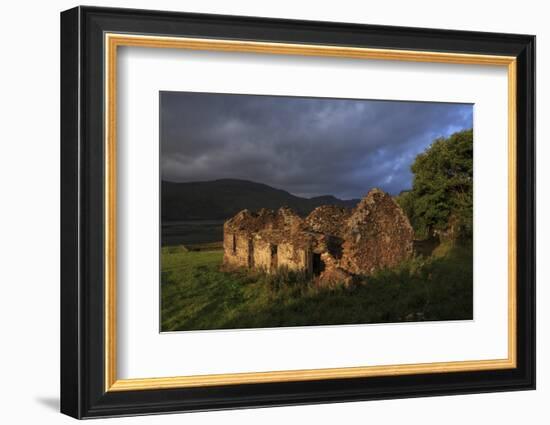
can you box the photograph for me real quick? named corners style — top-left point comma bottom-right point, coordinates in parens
top-left (160, 92), bottom-right (474, 332)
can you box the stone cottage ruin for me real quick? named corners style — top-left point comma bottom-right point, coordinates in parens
top-left (223, 188), bottom-right (414, 286)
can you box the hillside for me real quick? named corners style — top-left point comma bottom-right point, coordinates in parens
top-left (161, 179), bottom-right (359, 221)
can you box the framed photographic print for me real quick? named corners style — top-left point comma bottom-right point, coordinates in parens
top-left (60, 6), bottom-right (535, 419)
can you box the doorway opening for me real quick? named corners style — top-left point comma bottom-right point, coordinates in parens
top-left (312, 253), bottom-right (325, 276)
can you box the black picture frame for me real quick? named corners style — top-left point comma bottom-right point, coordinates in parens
top-left (60, 5), bottom-right (535, 419)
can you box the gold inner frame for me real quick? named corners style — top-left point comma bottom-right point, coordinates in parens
top-left (104, 33), bottom-right (517, 392)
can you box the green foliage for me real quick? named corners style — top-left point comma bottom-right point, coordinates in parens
top-left (397, 129), bottom-right (473, 240)
top-left (395, 190), bottom-right (415, 228)
top-left (160, 245), bottom-right (473, 332)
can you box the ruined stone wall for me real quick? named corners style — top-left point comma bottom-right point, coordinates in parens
top-left (222, 188), bottom-right (414, 284)
top-left (340, 189), bottom-right (414, 275)
top-left (223, 230), bottom-right (252, 268)
top-left (305, 205), bottom-right (351, 239)
top-left (318, 252), bottom-right (353, 287)
top-left (277, 242), bottom-right (309, 272)
top-left (252, 237), bottom-right (273, 273)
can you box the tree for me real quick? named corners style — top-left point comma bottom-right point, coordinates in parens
top-left (398, 129), bottom-right (473, 240)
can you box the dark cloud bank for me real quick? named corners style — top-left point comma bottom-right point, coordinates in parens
top-left (161, 91), bottom-right (473, 200)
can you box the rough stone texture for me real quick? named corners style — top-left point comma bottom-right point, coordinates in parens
top-left (341, 189), bottom-right (414, 275)
top-left (318, 252), bottom-right (353, 287)
top-left (223, 231), bottom-right (253, 269)
top-left (223, 210), bottom-right (255, 269)
top-left (278, 242), bottom-right (309, 272)
top-left (252, 236), bottom-right (271, 272)
top-left (223, 188), bottom-right (414, 285)
top-left (305, 205), bottom-right (351, 239)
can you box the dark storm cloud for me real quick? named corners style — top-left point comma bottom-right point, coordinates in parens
top-left (160, 91), bottom-right (473, 199)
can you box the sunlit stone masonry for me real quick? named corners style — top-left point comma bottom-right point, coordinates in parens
top-left (223, 188), bottom-right (414, 286)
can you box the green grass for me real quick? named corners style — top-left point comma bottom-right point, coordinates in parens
top-left (161, 243), bottom-right (473, 331)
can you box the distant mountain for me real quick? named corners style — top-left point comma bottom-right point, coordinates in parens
top-left (162, 179), bottom-right (360, 221)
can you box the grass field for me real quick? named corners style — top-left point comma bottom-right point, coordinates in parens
top-left (160, 242), bottom-right (473, 332)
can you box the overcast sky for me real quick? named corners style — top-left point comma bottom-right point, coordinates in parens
top-left (160, 91), bottom-right (472, 200)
